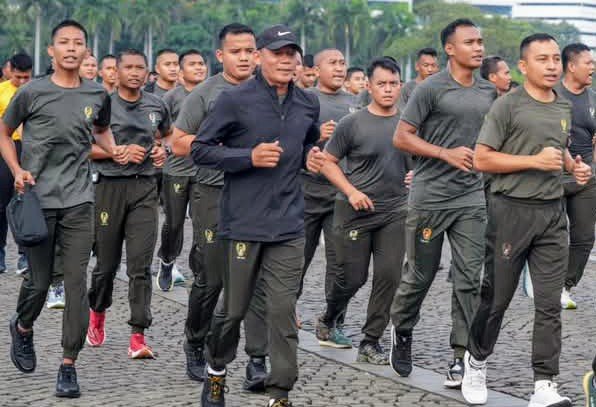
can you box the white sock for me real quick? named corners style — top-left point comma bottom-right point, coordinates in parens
top-left (207, 365), bottom-right (226, 376)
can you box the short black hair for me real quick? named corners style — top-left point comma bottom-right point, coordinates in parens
top-left (417, 47), bottom-right (438, 60)
top-left (179, 49), bottom-right (203, 67)
top-left (218, 23), bottom-right (255, 48)
top-left (562, 43), bottom-right (591, 72)
top-left (480, 56), bottom-right (504, 80)
top-left (156, 48), bottom-right (178, 60)
top-left (9, 53), bottom-right (33, 72)
top-left (346, 67), bottom-right (365, 80)
top-left (519, 33), bottom-right (557, 59)
top-left (366, 57), bottom-right (401, 79)
top-left (303, 54), bottom-right (314, 68)
top-left (117, 49), bottom-right (148, 66)
top-left (99, 54), bottom-right (116, 68)
top-left (440, 19), bottom-right (477, 48)
top-left (51, 19), bottom-right (88, 44)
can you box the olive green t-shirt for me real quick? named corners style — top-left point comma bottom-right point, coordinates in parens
top-left (303, 87), bottom-right (359, 184)
top-left (398, 79), bottom-right (417, 113)
top-left (162, 86), bottom-right (197, 176)
top-left (175, 73), bottom-right (236, 187)
top-left (477, 86), bottom-right (571, 200)
top-left (326, 108), bottom-right (411, 212)
top-left (401, 69), bottom-right (497, 210)
top-left (2, 77), bottom-right (110, 209)
top-left (95, 90), bottom-right (170, 177)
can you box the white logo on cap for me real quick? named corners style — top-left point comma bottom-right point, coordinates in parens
top-left (277, 31), bottom-right (291, 36)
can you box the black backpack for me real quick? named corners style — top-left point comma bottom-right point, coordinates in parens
top-left (7, 187), bottom-right (48, 247)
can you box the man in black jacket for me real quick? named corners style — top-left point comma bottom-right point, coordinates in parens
top-left (192, 24), bottom-right (321, 407)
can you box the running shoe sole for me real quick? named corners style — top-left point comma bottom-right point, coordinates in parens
top-left (47, 302), bottom-right (65, 310)
top-left (443, 378), bottom-right (462, 389)
top-left (86, 332), bottom-right (106, 347)
top-left (55, 389), bottom-right (81, 398)
top-left (356, 353), bottom-right (388, 365)
top-left (318, 340), bottom-right (352, 349)
top-left (128, 347), bottom-right (155, 359)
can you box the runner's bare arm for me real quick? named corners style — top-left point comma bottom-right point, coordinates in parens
top-left (320, 151), bottom-right (374, 211)
top-left (0, 120), bottom-right (21, 175)
top-left (166, 126), bottom-right (196, 157)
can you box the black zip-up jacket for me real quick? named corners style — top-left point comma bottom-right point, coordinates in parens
top-left (191, 71), bottom-right (320, 242)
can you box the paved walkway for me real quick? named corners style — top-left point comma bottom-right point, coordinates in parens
top-left (0, 213), bottom-right (592, 406)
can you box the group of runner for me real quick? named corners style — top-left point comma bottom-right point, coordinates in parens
top-left (0, 16), bottom-right (595, 407)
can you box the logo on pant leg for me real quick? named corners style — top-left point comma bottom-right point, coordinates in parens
top-left (99, 211), bottom-right (109, 226)
top-left (173, 183), bottom-right (182, 194)
top-left (502, 242), bottom-right (512, 259)
top-left (235, 242), bottom-right (247, 260)
top-left (348, 230), bottom-right (359, 241)
top-left (204, 229), bottom-right (214, 244)
top-left (421, 227), bottom-right (432, 243)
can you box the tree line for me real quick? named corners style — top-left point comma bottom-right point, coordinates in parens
top-left (0, 0), bottom-right (581, 80)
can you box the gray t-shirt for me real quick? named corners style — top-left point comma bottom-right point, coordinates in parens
top-left (175, 73), bottom-right (235, 186)
top-left (3, 77), bottom-right (110, 209)
top-left (398, 79), bottom-right (417, 113)
top-left (326, 108), bottom-right (411, 212)
top-left (555, 83), bottom-right (595, 165)
top-left (478, 87), bottom-right (571, 200)
top-left (304, 87), bottom-right (359, 184)
top-left (401, 69), bottom-right (497, 210)
top-left (95, 90), bottom-right (170, 177)
top-left (162, 86), bottom-right (197, 176)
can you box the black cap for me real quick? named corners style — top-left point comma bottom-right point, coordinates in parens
top-left (257, 24), bottom-right (303, 55)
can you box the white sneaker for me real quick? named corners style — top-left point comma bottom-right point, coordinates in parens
top-left (172, 264), bottom-right (185, 285)
top-left (560, 288), bottom-right (577, 310)
top-left (461, 351), bottom-right (488, 405)
top-left (528, 380), bottom-right (571, 407)
top-left (47, 282), bottom-right (65, 309)
top-left (522, 263), bottom-right (534, 299)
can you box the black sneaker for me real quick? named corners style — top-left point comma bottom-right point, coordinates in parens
top-left (390, 326), bottom-right (412, 377)
top-left (184, 341), bottom-right (206, 381)
top-left (9, 314), bottom-right (36, 373)
top-left (201, 372), bottom-right (227, 406)
top-left (444, 358), bottom-right (464, 389)
top-left (55, 364), bottom-right (80, 398)
top-left (357, 341), bottom-right (389, 365)
top-left (268, 398), bottom-right (293, 407)
top-left (244, 356), bottom-right (267, 392)
top-left (156, 260), bottom-right (174, 291)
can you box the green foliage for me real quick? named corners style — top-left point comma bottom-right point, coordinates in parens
top-left (0, 0), bottom-right (582, 80)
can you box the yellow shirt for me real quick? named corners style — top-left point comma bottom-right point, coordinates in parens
top-left (0, 80), bottom-right (21, 140)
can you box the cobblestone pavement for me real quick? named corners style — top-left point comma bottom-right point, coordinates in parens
top-left (299, 240), bottom-right (596, 404)
top-left (1, 213), bottom-right (593, 406)
top-left (0, 226), bottom-right (466, 407)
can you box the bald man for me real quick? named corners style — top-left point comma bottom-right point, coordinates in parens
top-left (301, 49), bottom-right (359, 349)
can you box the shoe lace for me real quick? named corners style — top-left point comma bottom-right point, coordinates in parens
top-left (19, 333), bottom-right (34, 355)
top-left (469, 365), bottom-right (486, 386)
top-left (372, 342), bottom-right (385, 354)
top-left (62, 366), bottom-right (77, 384)
top-left (210, 375), bottom-right (228, 398)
